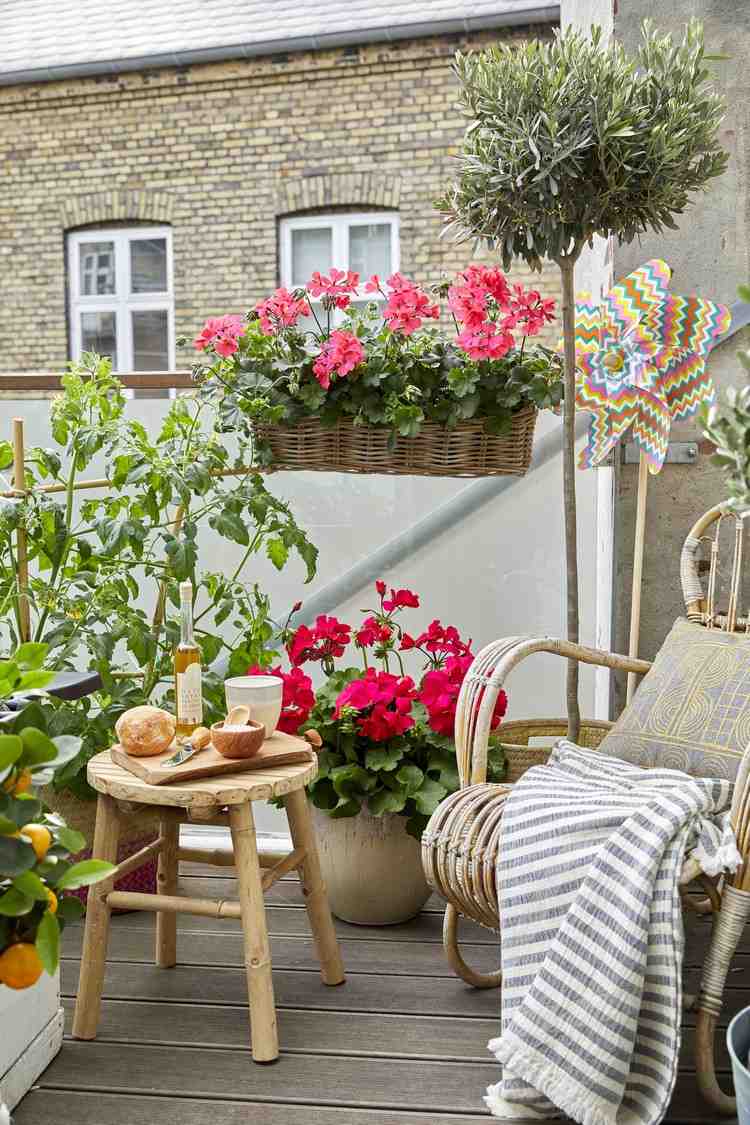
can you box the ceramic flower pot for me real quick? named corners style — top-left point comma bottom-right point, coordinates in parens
top-left (311, 805), bottom-right (431, 925)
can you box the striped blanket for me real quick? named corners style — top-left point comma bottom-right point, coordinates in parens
top-left (486, 741), bottom-right (740, 1125)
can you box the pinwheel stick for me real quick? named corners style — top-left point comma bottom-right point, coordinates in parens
top-left (627, 452), bottom-right (650, 702)
top-left (559, 254), bottom-right (582, 741)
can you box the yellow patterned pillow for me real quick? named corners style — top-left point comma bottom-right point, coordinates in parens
top-left (599, 617), bottom-right (750, 782)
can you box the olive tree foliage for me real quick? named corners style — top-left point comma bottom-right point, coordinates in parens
top-left (440, 20), bottom-right (727, 735)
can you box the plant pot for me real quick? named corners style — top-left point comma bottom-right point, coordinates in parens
top-left (311, 806), bottom-right (431, 925)
top-left (39, 784), bottom-right (159, 905)
top-left (728, 1006), bottom-right (750, 1123)
top-left (254, 407), bottom-right (537, 477)
top-left (0, 968), bottom-right (63, 1111)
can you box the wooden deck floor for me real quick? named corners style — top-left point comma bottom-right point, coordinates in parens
top-left (13, 864), bottom-right (744, 1124)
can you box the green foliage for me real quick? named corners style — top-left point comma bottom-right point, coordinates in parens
top-left (306, 669), bottom-right (506, 839)
top-left (440, 20), bottom-right (727, 267)
top-left (197, 308), bottom-right (563, 445)
top-left (701, 335), bottom-right (750, 508)
top-left (0, 642), bottom-right (114, 977)
top-left (0, 354), bottom-right (318, 795)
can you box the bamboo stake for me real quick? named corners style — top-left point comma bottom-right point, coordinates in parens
top-left (626, 452), bottom-right (650, 703)
top-left (12, 418), bottom-right (31, 643)
top-left (0, 464), bottom-right (267, 501)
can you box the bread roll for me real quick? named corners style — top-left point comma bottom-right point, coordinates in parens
top-left (115, 705), bottom-right (176, 757)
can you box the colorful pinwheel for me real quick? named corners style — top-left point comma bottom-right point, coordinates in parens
top-left (573, 259), bottom-right (731, 474)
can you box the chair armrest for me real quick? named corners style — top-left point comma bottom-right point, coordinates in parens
top-left (455, 635), bottom-right (652, 786)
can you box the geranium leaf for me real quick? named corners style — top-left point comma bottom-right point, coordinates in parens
top-left (412, 776), bottom-right (448, 817)
top-left (365, 744), bottom-right (404, 772)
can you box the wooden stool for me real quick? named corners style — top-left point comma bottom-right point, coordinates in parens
top-left (72, 744), bottom-right (345, 1062)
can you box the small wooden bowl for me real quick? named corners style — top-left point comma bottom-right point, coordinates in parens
top-left (210, 719), bottom-right (266, 759)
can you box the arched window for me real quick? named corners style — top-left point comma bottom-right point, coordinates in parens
top-left (67, 225), bottom-right (174, 372)
top-left (279, 211), bottom-right (399, 326)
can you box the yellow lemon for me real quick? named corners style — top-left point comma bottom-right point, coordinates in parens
top-left (19, 824), bottom-right (52, 862)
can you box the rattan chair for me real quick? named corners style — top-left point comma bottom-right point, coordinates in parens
top-left (422, 501), bottom-right (750, 1116)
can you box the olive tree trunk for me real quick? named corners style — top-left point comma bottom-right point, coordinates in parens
top-left (558, 254), bottom-right (581, 741)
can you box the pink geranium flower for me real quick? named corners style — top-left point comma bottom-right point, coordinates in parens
top-left (193, 314), bottom-right (246, 356)
top-left (307, 268), bottom-right (360, 310)
top-left (255, 288), bottom-right (310, 335)
top-left (457, 324), bottom-right (515, 361)
top-left (380, 273), bottom-right (439, 336)
top-left (313, 330), bottom-right (365, 389)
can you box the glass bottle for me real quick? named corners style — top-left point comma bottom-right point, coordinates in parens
top-left (174, 579), bottom-right (203, 740)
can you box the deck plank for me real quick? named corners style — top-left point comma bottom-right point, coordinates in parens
top-left (33, 1041), bottom-right (493, 1115)
top-left (62, 924), bottom-right (501, 978)
top-left (60, 997), bottom-right (498, 1062)
top-left (60, 958), bottom-right (502, 1018)
top-left (13, 1090), bottom-right (492, 1125)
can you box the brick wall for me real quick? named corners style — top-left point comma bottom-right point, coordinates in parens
top-left (0, 28), bottom-right (560, 372)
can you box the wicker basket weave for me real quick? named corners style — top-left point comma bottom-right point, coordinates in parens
top-left (422, 718), bottom-right (612, 932)
top-left (254, 406), bottom-right (537, 477)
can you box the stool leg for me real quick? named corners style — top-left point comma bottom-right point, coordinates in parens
top-left (156, 813), bottom-right (179, 968)
top-left (72, 794), bottom-right (120, 1040)
top-left (284, 787), bottom-right (345, 986)
top-left (229, 802), bottom-right (278, 1063)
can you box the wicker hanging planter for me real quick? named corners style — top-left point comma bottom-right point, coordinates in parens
top-left (254, 404), bottom-right (537, 477)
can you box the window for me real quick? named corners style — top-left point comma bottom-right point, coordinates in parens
top-left (280, 212), bottom-right (399, 326)
top-left (68, 226), bottom-right (174, 372)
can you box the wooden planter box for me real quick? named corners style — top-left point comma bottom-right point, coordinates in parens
top-left (0, 969), bottom-right (63, 1111)
top-left (254, 405), bottom-right (537, 477)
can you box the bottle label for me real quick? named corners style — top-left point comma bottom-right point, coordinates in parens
top-left (176, 663), bottom-right (203, 726)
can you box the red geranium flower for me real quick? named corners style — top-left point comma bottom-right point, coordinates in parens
top-left (247, 664), bottom-right (315, 735)
top-left (355, 616), bottom-right (392, 648)
top-left (420, 654), bottom-right (507, 738)
top-left (382, 587), bottom-right (420, 612)
top-left (413, 619), bottom-right (472, 661)
top-left (287, 615), bottom-right (351, 667)
top-left (334, 668), bottom-right (417, 742)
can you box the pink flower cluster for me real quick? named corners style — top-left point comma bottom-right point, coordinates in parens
top-left (335, 668), bottom-right (417, 742)
top-left (312, 329), bottom-right (365, 389)
top-left (308, 268), bottom-right (359, 310)
top-left (420, 654), bottom-right (508, 737)
top-left (449, 265), bottom-right (556, 362)
top-left (255, 287), bottom-right (310, 336)
top-left (247, 664), bottom-right (315, 735)
top-left (193, 314), bottom-right (246, 357)
top-left (366, 273), bottom-right (439, 336)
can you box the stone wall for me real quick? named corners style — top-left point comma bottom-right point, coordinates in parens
top-left (0, 27), bottom-right (560, 372)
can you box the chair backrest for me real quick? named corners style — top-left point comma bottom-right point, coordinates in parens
top-left (681, 502), bottom-right (748, 633)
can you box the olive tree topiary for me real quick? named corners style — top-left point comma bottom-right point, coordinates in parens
top-left (440, 19), bottom-right (727, 735)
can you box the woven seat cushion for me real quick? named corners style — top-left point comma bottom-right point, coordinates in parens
top-left (600, 617), bottom-right (750, 782)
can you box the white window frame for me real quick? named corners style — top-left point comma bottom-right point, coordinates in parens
top-left (67, 225), bottom-right (175, 372)
top-left (280, 211), bottom-right (400, 323)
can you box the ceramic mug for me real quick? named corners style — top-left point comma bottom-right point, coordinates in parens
top-left (224, 675), bottom-right (283, 735)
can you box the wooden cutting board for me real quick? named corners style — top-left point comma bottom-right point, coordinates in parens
top-left (110, 732), bottom-right (314, 785)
